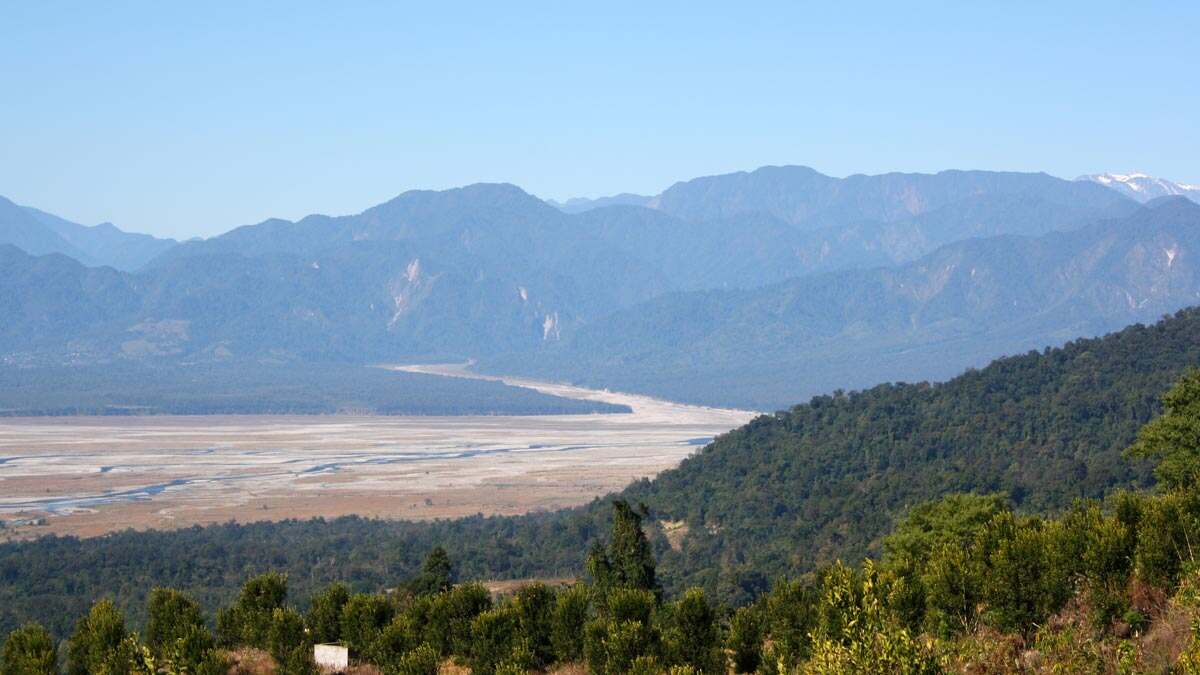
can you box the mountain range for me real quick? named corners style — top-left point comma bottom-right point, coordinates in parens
top-left (3, 166), bottom-right (1198, 410)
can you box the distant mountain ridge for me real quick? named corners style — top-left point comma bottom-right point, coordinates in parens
top-left (0, 196), bottom-right (176, 270)
top-left (546, 193), bottom-right (652, 213)
top-left (1079, 172), bottom-right (1200, 204)
top-left (633, 165), bottom-right (1133, 227)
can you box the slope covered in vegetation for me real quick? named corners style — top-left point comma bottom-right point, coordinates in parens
top-left (633, 307), bottom-right (1200, 594)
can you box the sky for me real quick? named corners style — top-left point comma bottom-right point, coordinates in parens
top-left (2, 2), bottom-right (1198, 239)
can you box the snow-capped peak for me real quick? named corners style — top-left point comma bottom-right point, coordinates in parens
top-left (1079, 172), bottom-right (1200, 203)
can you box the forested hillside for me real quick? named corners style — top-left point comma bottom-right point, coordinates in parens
top-left (629, 306), bottom-right (1200, 592)
top-left (3, 308), bottom-right (1200, 643)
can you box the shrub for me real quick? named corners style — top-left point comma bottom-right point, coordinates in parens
top-left (550, 583), bottom-right (591, 662)
top-left (305, 582), bottom-right (350, 644)
top-left (726, 604), bottom-right (763, 673)
top-left (387, 644), bottom-right (439, 675)
top-left (340, 593), bottom-right (395, 658)
top-left (661, 588), bottom-right (722, 673)
top-left (67, 599), bottom-right (128, 675)
top-left (0, 624), bottom-right (56, 675)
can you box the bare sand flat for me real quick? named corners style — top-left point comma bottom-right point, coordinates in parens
top-left (0, 365), bottom-right (756, 538)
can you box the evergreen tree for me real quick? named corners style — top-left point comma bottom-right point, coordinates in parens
top-left (389, 644), bottom-right (439, 675)
top-left (367, 615), bottom-right (421, 671)
top-left (410, 547), bottom-right (454, 596)
top-left (587, 500), bottom-right (660, 599)
top-left (419, 583), bottom-right (491, 657)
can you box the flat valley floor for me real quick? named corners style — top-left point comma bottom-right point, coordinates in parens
top-left (0, 365), bottom-right (755, 539)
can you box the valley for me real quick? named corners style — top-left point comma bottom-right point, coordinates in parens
top-left (0, 366), bottom-right (754, 540)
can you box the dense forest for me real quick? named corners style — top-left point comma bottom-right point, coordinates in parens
top-left (0, 361), bottom-right (627, 416)
top-left (6, 365), bottom-right (1200, 673)
top-left (3, 309), bottom-right (1200, 650)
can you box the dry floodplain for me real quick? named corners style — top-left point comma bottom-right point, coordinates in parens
top-left (0, 365), bottom-right (756, 539)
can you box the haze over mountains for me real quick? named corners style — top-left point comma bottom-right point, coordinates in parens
top-left (3, 165), bottom-right (1199, 410)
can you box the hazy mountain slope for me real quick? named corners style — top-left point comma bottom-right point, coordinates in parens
top-left (0, 197), bottom-right (91, 262)
top-left (150, 183), bottom-right (578, 262)
top-left (142, 184), bottom-right (672, 352)
top-left (568, 186), bottom-right (1137, 290)
top-left (1081, 172), bottom-right (1200, 204)
top-left (22, 206), bottom-right (177, 271)
top-left (497, 198), bottom-right (1200, 409)
top-left (0, 239), bottom-right (666, 364)
top-left (647, 165), bottom-right (1134, 229)
top-left (0, 197), bottom-right (176, 270)
top-left (0, 245), bottom-right (141, 357)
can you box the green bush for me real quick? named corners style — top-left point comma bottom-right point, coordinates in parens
top-left (470, 606), bottom-right (523, 675)
top-left (661, 588), bottom-right (722, 673)
top-left (512, 584), bottom-right (555, 667)
top-left (420, 583), bottom-right (492, 657)
top-left (584, 618), bottom-right (656, 675)
top-left (305, 582), bottom-right (350, 644)
top-left (388, 644), bottom-right (440, 675)
top-left (340, 593), bottom-right (394, 658)
top-left (67, 599), bottom-right (128, 675)
top-left (268, 607), bottom-right (310, 667)
top-left (726, 604), bottom-right (763, 673)
top-left (217, 572), bottom-right (288, 649)
top-left (368, 615), bottom-right (422, 670)
top-left (144, 588), bottom-right (207, 657)
top-left (550, 583), bottom-right (591, 662)
top-left (0, 624), bottom-right (56, 675)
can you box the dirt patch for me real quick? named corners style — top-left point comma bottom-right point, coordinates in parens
top-left (481, 578), bottom-right (576, 598)
top-left (659, 519), bottom-right (690, 551)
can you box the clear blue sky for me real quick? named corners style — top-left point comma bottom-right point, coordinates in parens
top-left (3, 2), bottom-right (1198, 239)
